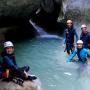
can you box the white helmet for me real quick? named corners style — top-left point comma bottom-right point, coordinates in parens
top-left (4, 41), bottom-right (14, 48)
top-left (81, 24), bottom-right (87, 29)
top-left (77, 40), bottom-right (83, 44)
top-left (66, 20), bottom-right (73, 24)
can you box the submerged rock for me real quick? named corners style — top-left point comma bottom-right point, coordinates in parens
top-left (0, 80), bottom-right (40, 90)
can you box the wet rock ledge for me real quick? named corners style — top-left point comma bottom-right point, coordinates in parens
top-left (0, 80), bottom-right (40, 90)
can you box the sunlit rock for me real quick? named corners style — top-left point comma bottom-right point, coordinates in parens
top-left (64, 0), bottom-right (90, 21)
top-left (0, 80), bottom-right (41, 90)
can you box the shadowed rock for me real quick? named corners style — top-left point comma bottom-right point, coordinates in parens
top-left (0, 0), bottom-right (65, 40)
top-left (0, 0), bottom-right (41, 19)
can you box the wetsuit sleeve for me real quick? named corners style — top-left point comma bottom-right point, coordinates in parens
top-left (67, 50), bottom-right (77, 62)
top-left (88, 33), bottom-right (90, 49)
top-left (12, 57), bottom-right (17, 66)
top-left (4, 56), bottom-right (18, 70)
top-left (63, 29), bottom-right (66, 44)
top-left (87, 50), bottom-right (90, 56)
top-left (74, 29), bottom-right (78, 42)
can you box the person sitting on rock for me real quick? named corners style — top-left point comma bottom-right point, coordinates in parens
top-left (67, 40), bottom-right (90, 64)
top-left (1, 41), bottom-right (37, 82)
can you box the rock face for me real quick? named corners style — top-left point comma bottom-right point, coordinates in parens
top-left (66, 0), bottom-right (90, 12)
top-left (0, 80), bottom-right (40, 90)
top-left (0, 0), bottom-right (65, 41)
top-left (0, 0), bottom-right (64, 19)
top-left (0, 0), bottom-right (41, 41)
top-left (63, 0), bottom-right (90, 21)
top-left (31, 0), bottom-right (65, 35)
top-left (0, 0), bottom-right (41, 19)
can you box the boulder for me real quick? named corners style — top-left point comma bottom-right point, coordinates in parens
top-left (0, 80), bottom-right (40, 90)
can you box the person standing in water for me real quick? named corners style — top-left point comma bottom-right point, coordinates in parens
top-left (67, 40), bottom-right (90, 64)
top-left (80, 24), bottom-right (90, 50)
top-left (63, 20), bottom-right (78, 54)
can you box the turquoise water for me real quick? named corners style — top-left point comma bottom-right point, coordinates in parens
top-left (15, 38), bottom-right (90, 90)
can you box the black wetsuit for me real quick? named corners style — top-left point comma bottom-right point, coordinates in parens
top-left (1, 51), bottom-right (30, 79)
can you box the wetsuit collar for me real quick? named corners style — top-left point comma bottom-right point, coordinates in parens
top-left (1, 51), bottom-right (14, 57)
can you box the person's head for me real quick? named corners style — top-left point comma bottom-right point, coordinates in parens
top-left (76, 40), bottom-right (83, 49)
top-left (66, 20), bottom-right (73, 28)
top-left (81, 24), bottom-right (88, 34)
top-left (4, 41), bottom-right (14, 54)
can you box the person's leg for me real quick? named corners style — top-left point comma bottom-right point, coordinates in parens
top-left (0, 67), bottom-right (3, 79)
top-left (28, 75), bottom-right (37, 81)
top-left (11, 68), bottom-right (37, 81)
top-left (71, 44), bottom-right (74, 53)
top-left (66, 44), bottom-right (70, 54)
top-left (19, 65), bottom-right (30, 72)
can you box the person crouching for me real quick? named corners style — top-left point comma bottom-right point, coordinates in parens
top-left (67, 40), bottom-right (90, 64)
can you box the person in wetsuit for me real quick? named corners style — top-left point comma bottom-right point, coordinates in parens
top-left (80, 24), bottom-right (90, 50)
top-left (67, 40), bottom-right (90, 63)
top-left (63, 20), bottom-right (78, 54)
top-left (1, 41), bottom-right (37, 82)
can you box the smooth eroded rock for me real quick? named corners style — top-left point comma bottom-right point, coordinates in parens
top-left (0, 80), bottom-right (40, 90)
